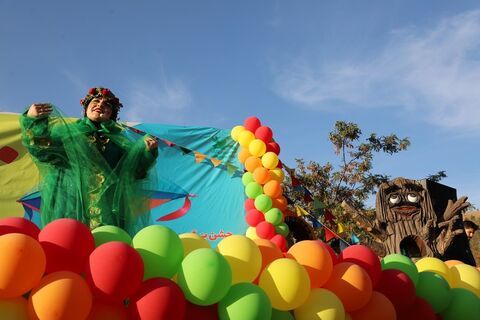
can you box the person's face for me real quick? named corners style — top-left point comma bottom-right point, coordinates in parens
top-left (465, 227), bottom-right (475, 240)
top-left (86, 98), bottom-right (113, 122)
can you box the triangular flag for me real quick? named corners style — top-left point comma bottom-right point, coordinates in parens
top-left (303, 188), bottom-right (313, 202)
top-left (337, 222), bottom-right (346, 234)
top-left (210, 157), bottom-right (222, 167)
top-left (339, 240), bottom-right (349, 251)
top-left (226, 163), bottom-right (238, 175)
top-left (295, 205), bottom-right (309, 217)
top-left (351, 233), bottom-right (360, 244)
top-left (313, 197), bottom-right (325, 216)
top-left (325, 228), bottom-right (337, 241)
top-left (179, 146), bottom-right (192, 154)
top-left (308, 215), bottom-right (322, 228)
top-left (325, 209), bottom-right (336, 223)
top-left (194, 151), bottom-right (207, 163)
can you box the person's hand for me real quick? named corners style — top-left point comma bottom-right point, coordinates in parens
top-left (144, 136), bottom-right (158, 151)
top-left (27, 103), bottom-right (53, 118)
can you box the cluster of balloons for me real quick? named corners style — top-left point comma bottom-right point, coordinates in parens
top-left (1, 216), bottom-right (480, 319)
top-left (231, 116), bottom-right (289, 252)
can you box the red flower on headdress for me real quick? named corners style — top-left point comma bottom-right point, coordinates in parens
top-left (89, 88), bottom-right (96, 94)
top-left (102, 89), bottom-right (110, 96)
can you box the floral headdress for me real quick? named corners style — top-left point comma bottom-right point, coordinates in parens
top-left (80, 87), bottom-right (123, 120)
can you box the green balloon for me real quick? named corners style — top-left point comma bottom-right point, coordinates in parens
top-left (265, 208), bottom-right (283, 226)
top-left (242, 172), bottom-right (254, 186)
top-left (416, 271), bottom-right (451, 313)
top-left (91, 225), bottom-right (132, 247)
top-left (441, 288), bottom-right (480, 320)
top-left (178, 248), bottom-right (232, 306)
top-left (381, 254), bottom-right (419, 286)
top-left (254, 194), bottom-right (272, 212)
top-left (218, 283), bottom-right (272, 320)
top-left (245, 182), bottom-right (263, 199)
top-left (132, 225), bottom-right (184, 279)
top-left (275, 223), bottom-right (290, 237)
top-left (271, 308), bottom-right (294, 320)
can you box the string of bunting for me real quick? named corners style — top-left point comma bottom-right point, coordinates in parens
top-left (284, 163), bottom-right (361, 248)
top-left (126, 126), bottom-right (244, 177)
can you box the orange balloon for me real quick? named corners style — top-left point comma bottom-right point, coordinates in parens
top-left (245, 156), bottom-right (263, 173)
top-left (253, 239), bottom-right (283, 283)
top-left (29, 271), bottom-right (92, 320)
top-left (237, 147), bottom-right (251, 164)
top-left (263, 180), bottom-right (282, 198)
top-left (253, 167), bottom-right (271, 185)
top-left (445, 260), bottom-right (464, 268)
top-left (0, 233), bottom-right (46, 298)
top-left (87, 301), bottom-right (128, 320)
top-left (271, 196), bottom-right (288, 211)
top-left (286, 240), bottom-right (333, 288)
top-left (349, 291), bottom-right (396, 320)
top-left (323, 262), bottom-right (373, 312)
top-left (0, 297), bottom-right (29, 319)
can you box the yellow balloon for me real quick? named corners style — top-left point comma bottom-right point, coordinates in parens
top-left (0, 297), bottom-right (28, 320)
top-left (245, 227), bottom-right (259, 240)
top-left (294, 288), bottom-right (345, 320)
top-left (269, 168), bottom-right (285, 182)
top-left (449, 264), bottom-right (480, 297)
top-left (179, 233), bottom-right (211, 257)
top-left (231, 125), bottom-right (246, 141)
top-left (262, 152), bottom-right (279, 170)
top-left (216, 235), bottom-right (262, 284)
top-left (249, 139), bottom-right (267, 157)
top-left (259, 258), bottom-right (311, 311)
top-left (238, 131), bottom-right (256, 148)
top-left (415, 257), bottom-right (452, 286)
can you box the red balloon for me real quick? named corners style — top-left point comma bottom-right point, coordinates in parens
top-left (266, 142), bottom-right (281, 155)
top-left (339, 244), bottom-right (382, 286)
top-left (38, 218), bottom-right (95, 274)
top-left (316, 240), bottom-right (338, 265)
top-left (184, 301), bottom-right (218, 320)
top-left (246, 209), bottom-right (265, 227)
top-left (255, 221), bottom-right (276, 239)
top-left (270, 234), bottom-right (288, 252)
top-left (129, 278), bottom-right (186, 320)
top-left (87, 301), bottom-right (128, 320)
top-left (244, 198), bottom-right (256, 211)
top-left (0, 217), bottom-right (40, 239)
top-left (243, 116), bottom-right (261, 133)
top-left (85, 241), bottom-right (144, 302)
top-left (375, 269), bottom-right (416, 314)
top-left (398, 296), bottom-right (436, 320)
top-left (254, 126), bottom-right (273, 143)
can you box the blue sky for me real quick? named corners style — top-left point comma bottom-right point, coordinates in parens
top-left (2, 1), bottom-right (480, 207)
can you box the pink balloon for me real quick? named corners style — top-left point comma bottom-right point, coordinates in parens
top-left (243, 117), bottom-right (261, 133)
top-left (339, 244), bottom-right (382, 286)
top-left (254, 126), bottom-right (273, 143)
top-left (375, 269), bottom-right (416, 314)
top-left (246, 209), bottom-right (265, 227)
top-left (256, 221), bottom-right (276, 239)
top-left (85, 241), bottom-right (144, 302)
top-left (0, 217), bottom-right (40, 239)
top-left (129, 278), bottom-right (186, 320)
top-left (38, 218), bottom-right (95, 274)
top-left (266, 142), bottom-right (280, 155)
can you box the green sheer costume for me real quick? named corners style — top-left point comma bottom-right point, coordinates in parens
top-left (20, 107), bottom-right (158, 235)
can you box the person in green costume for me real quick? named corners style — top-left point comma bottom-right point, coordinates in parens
top-left (20, 87), bottom-right (158, 234)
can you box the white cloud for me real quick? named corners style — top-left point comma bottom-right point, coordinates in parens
top-left (123, 78), bottom-right (192, 123)
top-left (273, 10), bottom-right (480, 131)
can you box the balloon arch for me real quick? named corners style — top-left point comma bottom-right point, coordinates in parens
top-left (0, 116), bottom-right (479, 319)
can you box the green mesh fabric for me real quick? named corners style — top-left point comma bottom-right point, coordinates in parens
top-left (20, 106), bottom-right (158, 235)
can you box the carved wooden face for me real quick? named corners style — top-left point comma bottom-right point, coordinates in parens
top-left (385, 187), bottom-right (422, 218)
